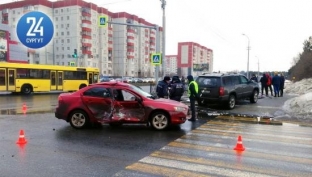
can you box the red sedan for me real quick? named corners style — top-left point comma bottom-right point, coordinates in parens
top-left (55, 82), bottom-right (189, 130)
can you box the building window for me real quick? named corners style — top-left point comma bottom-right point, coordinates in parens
top-left (67, 39), bottom-right (70, 43)
top-left (67, 16), bottom-right (70, 20)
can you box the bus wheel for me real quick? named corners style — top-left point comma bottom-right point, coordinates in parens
top-left (21, 84), bottom-right (33, 95)
top-left (79, 84), bottom-right (87, 89)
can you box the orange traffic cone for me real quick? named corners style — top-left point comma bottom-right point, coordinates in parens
top-left (16, 130), bottom-right (27, 144)
top-left (22, 103), bottom-right (27, 114)
top-left (233, 135), bottom-right (245, 151)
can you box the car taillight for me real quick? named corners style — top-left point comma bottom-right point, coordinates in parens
top-left (219, 87), bottom-right (225, 96)
top-left (58, 96), bottom-right (63, 101)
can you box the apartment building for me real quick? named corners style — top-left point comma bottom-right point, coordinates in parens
top-left (111, 12), bottom-right (161, 77)
top-left (0, 0), bottom-right (162, 77)
top-left (177, 42), bottom-right (213, 77)
top-left (164, 55), bottom-right (178, 75)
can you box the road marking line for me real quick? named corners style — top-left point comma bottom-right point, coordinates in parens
top-left (139, 156), bottom-right (273, 177)
top-left (150, 150), bottom-right (308, 177)
top-left (125, 162), bottom-right (211, 177)
top-left (169, 139), bottom-right (312, 160)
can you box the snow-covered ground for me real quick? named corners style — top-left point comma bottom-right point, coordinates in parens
top-left (282, 78), bottom-right (312, 121)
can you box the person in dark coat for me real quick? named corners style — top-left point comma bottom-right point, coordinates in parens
top-left (272, 72), bottom-right (281, 97)
top-left (169, 76), bottom-right (184, 101)
top-left (279, 74), bottom-right (285, 97)
top-left (250, 74), bottom-right (258, 82)
top-left (260, 74), bottom-right (268, 96)
top-left (187, 75), bottom-right (199, 122)
top-left (156, 76), bottom-right (170, 98)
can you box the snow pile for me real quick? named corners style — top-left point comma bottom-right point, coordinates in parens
top-left (284, 78), bottom-right (312, 95)
top-left (282, 78), bottom-right (312, 119)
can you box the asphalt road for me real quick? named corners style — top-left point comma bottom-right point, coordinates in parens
top-left (0, 90), bottom-right (312, 176)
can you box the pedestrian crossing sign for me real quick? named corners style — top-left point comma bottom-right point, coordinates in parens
top-left (98, 15), bottom-right (108, 27)
top-left (151, 53), bottom-right (162, 65)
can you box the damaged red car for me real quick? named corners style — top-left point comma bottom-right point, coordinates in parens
top-left (55, 82), bottom-right (189, 130)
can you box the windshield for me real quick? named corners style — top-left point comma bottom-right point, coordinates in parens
top-left (129, 84), bottom-right (152, 98)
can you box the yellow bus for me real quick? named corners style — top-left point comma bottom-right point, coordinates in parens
top-left (0, 62), bottom-right (99, 95)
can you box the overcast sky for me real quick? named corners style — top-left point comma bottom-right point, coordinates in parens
top-left (2, 0), bottom-right (312, 72)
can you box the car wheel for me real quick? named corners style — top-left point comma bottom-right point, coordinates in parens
top-left (69, 110), bottom-right (89, 129)
top-left (227, 95), bottom-right (236, 109)
top-left (150, 111), bottom-right (170, 130)
top-left (250, 90), bottom-right (259, 103)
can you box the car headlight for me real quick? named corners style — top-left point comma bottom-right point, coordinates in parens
top-left (174, 106), bottom-right (187, 112)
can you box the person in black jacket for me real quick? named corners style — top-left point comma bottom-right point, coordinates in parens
top-left (250, 74), bottom-right (258, 82)
top-left (156, 76), bottom-right (171, 98)
top-left (280, 74), bottom-right (285, 97)
top-left (170, 76), bottom-right (184, 101)
top-left (260, 74), bottom-right (268, 96)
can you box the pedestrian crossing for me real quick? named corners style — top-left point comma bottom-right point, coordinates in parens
top-left (114, 118), bottom-right (312, 177)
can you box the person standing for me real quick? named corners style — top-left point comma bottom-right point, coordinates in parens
top-left (181, 76), bottom-right (186, 92)
top-left (266, 73), bottom-right (273, 96)
top-left (280, 74), bottom-right (285, 97)
top-left (187, 75), bottom-right (198, 122)
top-left (250, 74), bottom-right (258, 82)
top-left (260, 74), bottom-right (268, 96)
top-left (156, 76), bottom-right (171, 98)
top-left (169, 76), bottom-right (184, 101)
top-left (272, 72), bottom-right (281, 97)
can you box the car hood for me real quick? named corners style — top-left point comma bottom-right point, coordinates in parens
top-left (153, 98), bottom-right (188, 107)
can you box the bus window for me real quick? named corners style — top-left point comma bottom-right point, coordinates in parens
top-left (58, 72), bottom-right (63, 86)
top-left (93, 74), bottom-right (98, 83)
top-left (88, 73), bottom-right (93, 84)
top-left (0, 69), bottom-right (5, 86)
top-left (51, 72), bottom-right (56, 85)
top-left (8, 70), bottom-right (15, 86)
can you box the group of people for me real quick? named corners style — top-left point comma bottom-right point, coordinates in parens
top-left (251, 72), bottom-right (285, 97)
top-left (156, 75), bottom-right (198, 122)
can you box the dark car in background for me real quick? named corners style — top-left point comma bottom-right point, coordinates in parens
top-left (196, 73), bottom-right (259, 109)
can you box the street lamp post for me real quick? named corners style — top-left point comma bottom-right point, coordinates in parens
top-left (160, 0), bottom-right (166, 77)
top-left (256, 56), bottom-right (259, 80)
top-left (242, 34), bottom-right (250, 79)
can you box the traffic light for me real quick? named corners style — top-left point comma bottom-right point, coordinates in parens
top-left (72, 49), bottom-right (77, 58)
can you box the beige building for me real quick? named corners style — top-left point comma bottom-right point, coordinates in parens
top-left (0, 0), bottom-right (163, 77)
top-left (177, 42), bottom-right (213, 77)
top-left (164, 55), bottom-right (178, 75)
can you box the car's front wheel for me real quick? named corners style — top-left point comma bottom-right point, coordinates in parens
top-left (69, 110), bottom-right (89, 129)
top-left (150, 111), bottom-right (170, 130)
top-left (250, 90), bottom-right (259, 103)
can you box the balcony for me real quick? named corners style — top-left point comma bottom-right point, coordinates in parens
top-left (82, 18), bottom-right (91, 24)
top-left (82, 42), bottom-right (92, 47)
top-left (127, 28), bottom-right (135, 33)
top-left (82, 11), bottom-right (91, 17)
top-left (82, 50), bottom-right (92, 55)
top-left (82, 27), bottom-right (91, 32)
top-left (82, 35), bottom-right (91, 39)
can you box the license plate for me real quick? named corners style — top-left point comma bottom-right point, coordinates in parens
top-left (204, 90), bottom-right (210, 93)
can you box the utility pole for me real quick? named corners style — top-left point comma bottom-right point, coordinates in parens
top-left (160, 0), bottom-right (166, 77)
top-left (242, 34), bottom-right (250, 79)
top-left (257, 56), bottom-right (260, 80)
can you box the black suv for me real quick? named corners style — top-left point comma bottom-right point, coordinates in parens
top-left (196, 73), bottom-right (259, 109)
